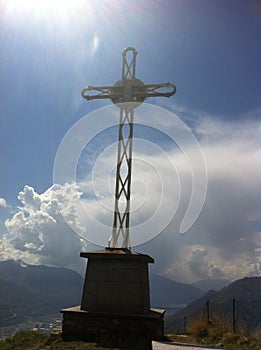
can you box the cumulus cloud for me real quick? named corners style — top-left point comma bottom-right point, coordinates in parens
top-left (0, 108), bottom-right (260, 283)
top-left (1, 184), bottom-right (87, 272)
top-left (0, 198), bottom-right (7, 208)
top-left (144, 114), bottom-right (261, 282)
top-left (70, 112), bottom-right (260, 282)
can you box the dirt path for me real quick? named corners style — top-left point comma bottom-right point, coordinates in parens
top-left (152, 340), bottom-right (223, 350)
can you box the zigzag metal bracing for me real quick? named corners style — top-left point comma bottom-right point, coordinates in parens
top-left (81, 47), bottom-right (176, 248)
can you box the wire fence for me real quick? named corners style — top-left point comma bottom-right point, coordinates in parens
top-left (182, 298), bottom-right (261, 334)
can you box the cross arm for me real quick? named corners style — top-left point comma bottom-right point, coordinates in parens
top-left (81, 85), bottom-right (114, 101)
top-left (136, 83), bottom-right (176, 98)
top-left (81, 82), bottom-right (176, 102)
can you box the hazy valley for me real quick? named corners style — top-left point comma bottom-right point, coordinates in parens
top-left (0, 259), bottom-right (260, 339)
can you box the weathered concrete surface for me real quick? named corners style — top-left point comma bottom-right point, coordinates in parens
top-left (152, 341), bottom-right (223, 350)
top-left (61, 306), bottom-right (165, 349)
top-left (80, 249), bottom-right (153, 314)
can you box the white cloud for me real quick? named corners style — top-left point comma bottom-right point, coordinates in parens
top-left (0, 109), bottom-right (260, 283)
top-left (76, 112), bottom-right (261, 282)
top-left (0, 235), bottom-right (41, 265)
top-left (2, 184), bottom-right (87, 272)
top-left (70, 112), bottom-right (260, 282)
top-left (0, 198), bottom-right (7, 208)
top-left (146, 114), bottom-right (261, 282)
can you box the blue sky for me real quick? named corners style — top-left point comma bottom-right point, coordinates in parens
top-left (0, 0), bottom-right (260, 282)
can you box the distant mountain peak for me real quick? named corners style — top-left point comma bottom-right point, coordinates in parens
top-left (193, 278), bottom-right (231, 293)
top-left (167, 276), bottom-right (261, 332)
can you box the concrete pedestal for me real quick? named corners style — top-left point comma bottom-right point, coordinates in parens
top-left (61, 249), bottom-right (165, 349)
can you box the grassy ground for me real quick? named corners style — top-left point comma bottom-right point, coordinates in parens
top-left (165, 314), bottom-right (261, 350)
top-left (1, 328), bottom-right (261, 350)
top-left (0, 331), bottom-right (120, 350)
top-left (165, 333), bottom-right (261, 350)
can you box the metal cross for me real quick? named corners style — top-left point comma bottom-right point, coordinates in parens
top-left (82, 47), bottom-right (176, 249)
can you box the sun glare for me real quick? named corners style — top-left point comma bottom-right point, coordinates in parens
top-left (2, 0), bottom-right (101, 65)
top-left (3, 0), bottom-right (90, 19)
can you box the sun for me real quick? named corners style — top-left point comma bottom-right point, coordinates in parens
top-left (3, 0), bottom-right (91, 21)
top-left (2, 0), bottom-right (100, 63)
top-left (4, 0), bottom-right (84, 11)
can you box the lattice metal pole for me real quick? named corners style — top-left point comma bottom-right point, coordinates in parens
top-left (110, 48), bottom-right (137, 249)
top-left (81, 47), bottom-right (176, 249)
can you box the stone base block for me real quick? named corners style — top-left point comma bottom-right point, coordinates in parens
top-left (80, 250), bottom-right (153, 315)
top-left (61, 306), bottom-right (165, 350)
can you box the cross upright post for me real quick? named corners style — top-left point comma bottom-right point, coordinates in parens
top-left (82, 47), bottom-right (176, 249)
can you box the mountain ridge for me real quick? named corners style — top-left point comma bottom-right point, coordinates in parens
top-left (3, 259), bottom-right (259, 334)
top-left (0, 259), bottom-right (203, 327)
top-left (150, 273), bottom-right (203, 307)
top-left (166, 276), bottom-right (261, 332)
top-left (193, 278), bottom-right (231, 293)
top-left (0, 259), bottom-right (83, 327)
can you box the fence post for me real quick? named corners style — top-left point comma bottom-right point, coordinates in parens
top-left (206, 300), bottom-right (210, 324)
top-left (232, 298), bottom-right (236, 332)
top-left (184, 316), bottom-right (187, 334)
